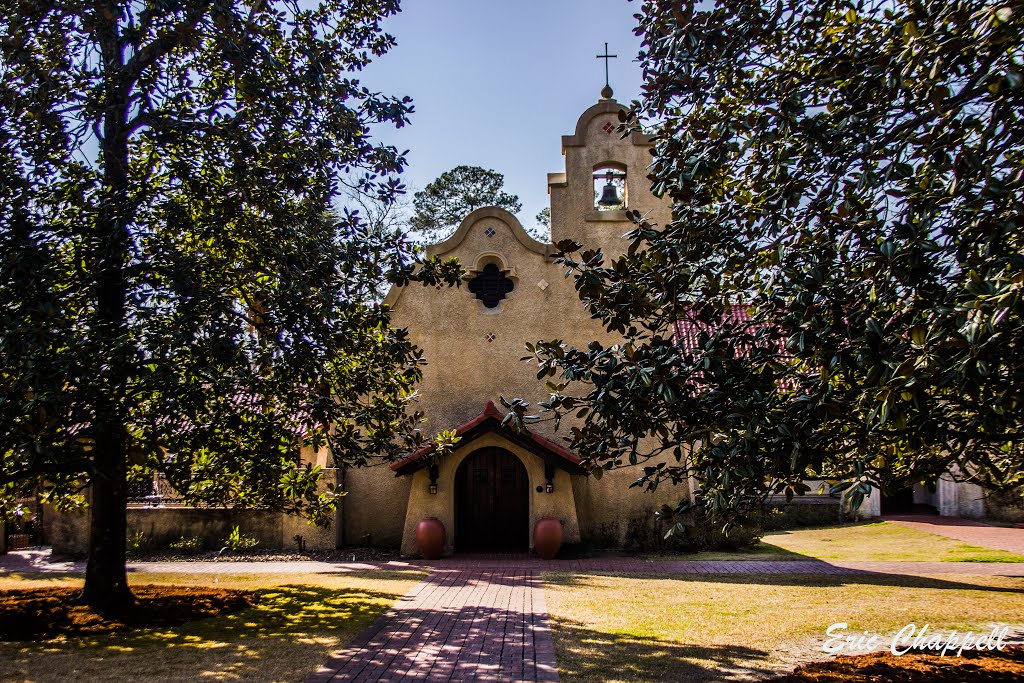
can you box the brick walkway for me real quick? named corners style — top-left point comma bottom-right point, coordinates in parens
top-left (884, 515), bottom-right (1024, 554)
top-left (307, 569), bottom-right (558, 682)
top-left (401, 557), bottom-right (1024, 575)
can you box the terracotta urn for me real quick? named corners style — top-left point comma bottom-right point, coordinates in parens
top-left (415, 517), bottom-right (446, 560)
top-left (533, 518), bottom-right (563, 560)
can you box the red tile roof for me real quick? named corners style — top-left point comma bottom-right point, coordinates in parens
top-left (672, 304), bottom-right (756, 351)
top-left (390, 401), bottom-right (584, 475)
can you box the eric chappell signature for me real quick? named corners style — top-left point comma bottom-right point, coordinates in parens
top-left (823, 622), bottom-right (1016, 658)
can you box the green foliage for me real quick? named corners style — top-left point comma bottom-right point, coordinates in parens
top-left (619, 507), bottom-right (763, 553)
top-left (536, 208), bottom-right (551, 228)
top-left (169, 536), bottom-right (204, 554)
top-left (410, 165), bottom-right (526, 242)
top-left (126, 531), bottom-right (152, 557)
top-left (223, 526), bottom-right (259, 552)
top-left (678, 519), bottom-right (764, 553)
top-left (521, 0), bottom-right (1024, 524)
top-left (0, 0), bottom-right (462, 605)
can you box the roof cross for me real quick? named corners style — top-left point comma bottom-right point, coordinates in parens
top-left (596, 42), bottom-right (617, 88)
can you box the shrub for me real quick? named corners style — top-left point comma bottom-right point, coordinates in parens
top-left (126, 530), bottom-right (152, 557)
top-left (168, 536), bottom-right (203, 553)
top-left (679, 516), bottom-right (764, 551)
top-left (760, 502), bottom-right (844, 530)
top-left (223, 526), bottom-right (259, 552)
top-left (622, 506), bottom-right (764, 554)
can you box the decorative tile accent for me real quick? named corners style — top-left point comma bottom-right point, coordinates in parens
top-left (536, 279), bottom-right (549, 291)
top-left (484, 226), bottom-right (496, 238)
top-left (485, 332), bottom-right (497, 343)
top-left (602, 121), bottom-right (616, 134)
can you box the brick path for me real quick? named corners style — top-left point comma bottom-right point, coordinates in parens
top-left (306, 569), bottom-right (558, 682)
top-left (883, 515), bottom-right (1024, 554)
top-left (399, 557), bottom-right (1024, 575)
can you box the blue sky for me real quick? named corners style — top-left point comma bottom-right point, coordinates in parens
top-left (361, 0), bottom-right (646, 230)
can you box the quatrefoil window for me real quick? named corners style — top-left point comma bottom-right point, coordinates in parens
top-left (468, 263), bottom-right (514, 308)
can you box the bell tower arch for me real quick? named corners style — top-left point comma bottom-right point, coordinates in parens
top-left (545, 97), bottom-right (671, 255)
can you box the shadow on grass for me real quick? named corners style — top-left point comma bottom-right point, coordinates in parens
top-left (676, 543), bottom-right (810, 561)
top-left (551, 618), bottom-right (777, 683)
top-left (81, 584), bottom-right (402, 644)
top-left (544, 570), bottom-right (1024, 594)
top-left (0, 583), bottom-right (410, 682)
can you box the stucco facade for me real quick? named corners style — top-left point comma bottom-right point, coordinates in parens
top-left (353, 96), bottom-right (687, 555)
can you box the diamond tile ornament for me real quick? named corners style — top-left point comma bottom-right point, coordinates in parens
top-left (485, 333), bottom-right (496, 343)
top-left (484, 226), bottom-right (496, 238)
top-left (602, 121), bottom-right (616, 134)
top-left (537, 279), bottom-right (549, 291)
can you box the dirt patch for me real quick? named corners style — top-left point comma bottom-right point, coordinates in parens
top-left (769, 646), bottom-right (1024, 681)
top-left (0, 585), bottom-right (255, 641)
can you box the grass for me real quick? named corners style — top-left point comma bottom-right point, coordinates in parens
top-left (0, 570), bottom-right (426, 683)
top-left (544, 571), bottom-right (1024, 682)
top-left (762, 522), bottom-right (1024, 562)
top-left (657, 521), bottom-right (1024, 563)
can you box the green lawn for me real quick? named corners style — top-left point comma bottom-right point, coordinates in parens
top-left (659, 521), bottom-right (1024, 563)
top-left (0, 570), bottom-right (425, 683)
top-left (544, 571), bottom-right (1024, 682)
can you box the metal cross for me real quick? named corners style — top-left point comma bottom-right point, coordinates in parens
top-left (596, 42), bottom-right (617, 87)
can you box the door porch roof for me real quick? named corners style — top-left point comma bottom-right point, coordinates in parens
top-left (390, 401), bottom-right (587, 476)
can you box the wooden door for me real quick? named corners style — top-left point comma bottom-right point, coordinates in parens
top-left (455, 447), bottom-right (529, 550)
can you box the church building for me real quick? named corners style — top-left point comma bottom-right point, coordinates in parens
top-left (47, 91), bottom-right (993, 557)
top-left (341, 91), bottom-right (686, 556)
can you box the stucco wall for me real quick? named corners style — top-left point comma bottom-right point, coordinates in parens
top-left (937, 469), bottom-right (988, 519)
top-left (341, 465), bottom-right (411, 548)
top-left (550, 100), bottom-right (672, 253)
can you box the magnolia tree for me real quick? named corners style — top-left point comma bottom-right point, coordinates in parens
top-left (0, 0), bottom-right (460, 610)
top-left (516, 0), bottom-right (1024, 527)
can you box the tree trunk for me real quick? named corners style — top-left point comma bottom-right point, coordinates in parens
top-left (82, 434), bottom-right (133, 612)
top-left (81, 3), bottom-right (134, 613)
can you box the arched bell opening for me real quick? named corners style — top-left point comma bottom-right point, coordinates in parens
top-left (593, 162), bottom-right (627, 210)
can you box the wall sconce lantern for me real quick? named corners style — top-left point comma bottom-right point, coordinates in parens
top-left (544, 462), bottom-right (555, 494)
top-left (427, 463), bottom-right (439, 495)
top-left (545, 482), bottom-right (554, 494)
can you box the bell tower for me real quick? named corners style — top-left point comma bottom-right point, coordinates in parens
top-left (545, 90), bottom-right (671, 256)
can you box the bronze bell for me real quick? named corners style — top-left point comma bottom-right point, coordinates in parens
top-left (597, 174), bottom-right (621, 207)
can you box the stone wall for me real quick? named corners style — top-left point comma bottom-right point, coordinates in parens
top-left (49, 505), bottom-right (339, 555)
top-left (48, 469), bottom-right (341, 555)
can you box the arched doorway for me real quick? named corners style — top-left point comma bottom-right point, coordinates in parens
top-left (455, 447), bottom-right (529, 550)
